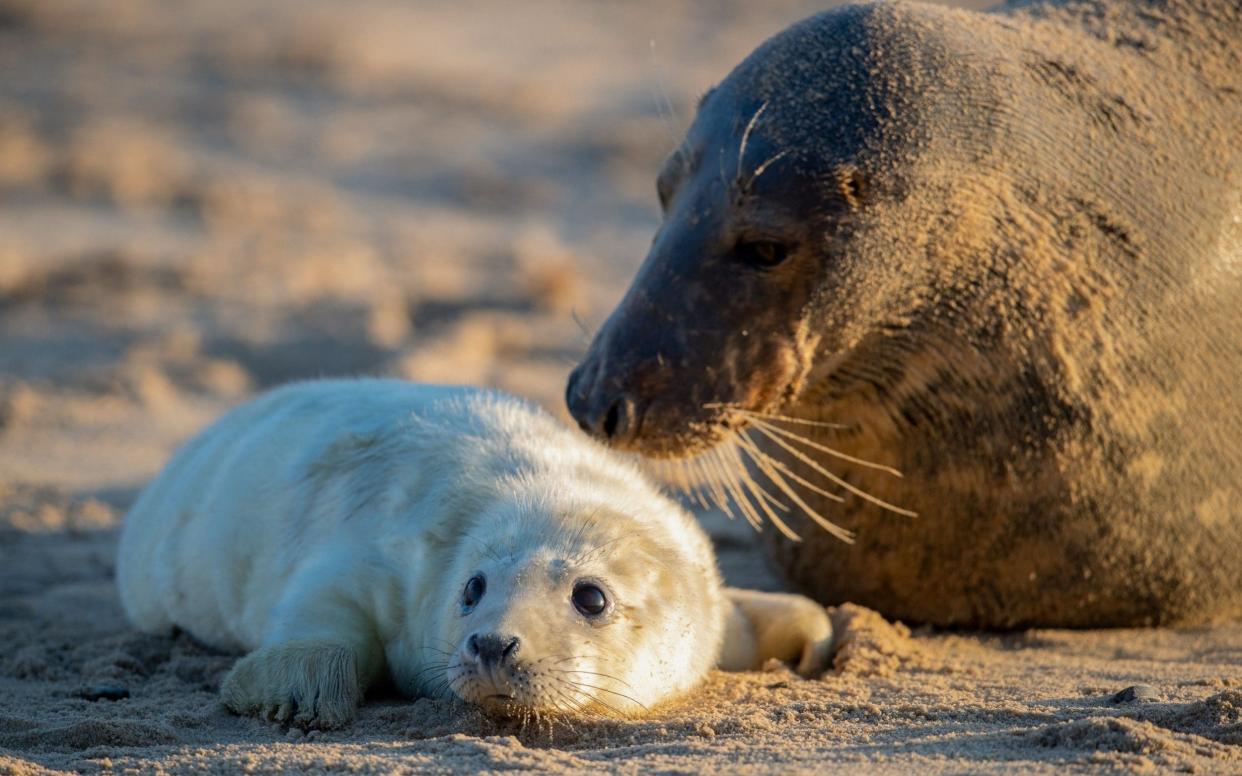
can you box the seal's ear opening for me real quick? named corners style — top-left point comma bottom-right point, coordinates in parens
top-left (836, 165), bottom-right (868, 211)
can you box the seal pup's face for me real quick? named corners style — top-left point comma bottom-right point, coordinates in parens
top-left (432, 492), bottom-right (723, 718)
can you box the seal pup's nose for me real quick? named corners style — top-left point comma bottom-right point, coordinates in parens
top-left (467, 633), bottom-right (520, 667)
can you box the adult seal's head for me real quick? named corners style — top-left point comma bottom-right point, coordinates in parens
top-left (567, 1), bottom-right (930, 456)
top-left (568, 0), bottom-right (1242, 627)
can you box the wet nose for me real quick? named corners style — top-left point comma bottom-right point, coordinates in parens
top-left (467, 633), bottom-right (520, 666)
top-left (566, 364), bottom-right (640, 445)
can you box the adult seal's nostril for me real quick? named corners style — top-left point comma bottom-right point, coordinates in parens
top-left (473, 634), bottom-right (520, 666)
top-left (582, 394), bottom-right (638, 445)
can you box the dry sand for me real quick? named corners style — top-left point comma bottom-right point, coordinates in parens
top-left (0, 0), bottom-right (1238, 772)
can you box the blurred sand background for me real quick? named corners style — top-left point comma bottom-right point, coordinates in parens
top-left (0, 0), bottom-right (1238, 772)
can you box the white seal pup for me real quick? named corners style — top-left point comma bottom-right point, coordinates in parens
top-left (116, 379), bottom-right (831, 727)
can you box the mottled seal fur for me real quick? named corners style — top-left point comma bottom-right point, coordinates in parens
top-left (567, 0), bottom-right (1242, 627)
top-left (117, 379), bottom-right (831, 728)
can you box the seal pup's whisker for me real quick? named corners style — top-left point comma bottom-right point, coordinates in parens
top-left (562, 682), bottom-right (628, 717)
top-left (572, 534), bottom-right (629, 566)
top-left (432, 636), bottom-right (460, 654)
top-left (421, 662), bottom-right (463, 698)
top-left (562, 507), bottom-right (602, 560)
top-left (410, 662), bottom-right (451, 682)
top-left (432, 675), bottom-right (457, 700)
top-left (547, 678), bottom-right (585, 706)
top-left (460, 531), bottom-right (503, 563)
top-left (546, 683), bottom-right (590, 716)
top-left (555, 672), bottom-right (646, 703)
top-left (555, 668), bottom-right (638, 693)
top-left (560, 678), bottom-right (649, 713)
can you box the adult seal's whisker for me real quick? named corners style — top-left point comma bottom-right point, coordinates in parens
top-left (735, 432), bottom-right (855, 543)
top-left (750, 423), bottom-right (917, 518)
top-left (746, 417), bottom-right (905, 478)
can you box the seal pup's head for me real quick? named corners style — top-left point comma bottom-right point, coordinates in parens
top-left (405, 469), bottom-right (726, 718)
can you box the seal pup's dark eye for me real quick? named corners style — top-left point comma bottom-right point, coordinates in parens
top-left (735, 239), bottom-right (790, 268)
top-left (572, 582), bottom-right (608, 617)
top-left (461, 574), bottom-right (486, 613)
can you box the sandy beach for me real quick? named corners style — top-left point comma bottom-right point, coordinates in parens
top-left (1, 0), bottom-right (1238, 772)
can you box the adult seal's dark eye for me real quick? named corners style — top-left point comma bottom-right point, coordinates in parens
top-left (461, 574), bottom-right (485, 613)
top-left (735, 239), bottom-right (790, 268)
top-left (572, 582), bottom-right (608, 617)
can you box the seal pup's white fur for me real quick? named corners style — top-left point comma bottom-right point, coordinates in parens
top-left (117, 379), bottom-right (831, 727)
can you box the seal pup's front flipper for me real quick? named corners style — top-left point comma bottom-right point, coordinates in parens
top-left (717, 588), bottom-right (832, 678)
top-left (221, 641), bottom-right (371, 728)
top-left (220, 548), bottom-right (393, 729)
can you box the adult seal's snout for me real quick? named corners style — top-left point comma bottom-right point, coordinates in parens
top-left (569, 0), bottom-right (1242, 628)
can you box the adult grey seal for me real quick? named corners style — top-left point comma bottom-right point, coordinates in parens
top-left (567, 0), bottom-right (1242, 627)
top-left (117, 379), bottom-right (832, 728)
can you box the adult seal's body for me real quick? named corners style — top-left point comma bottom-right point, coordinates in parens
top-left (117, 379), bottom-right (831, 728)
top-left (567, 0), bottom-right (1242, 627)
